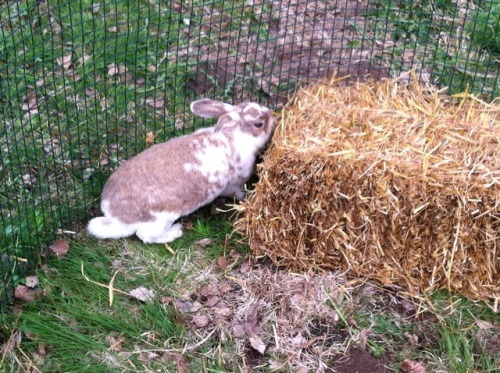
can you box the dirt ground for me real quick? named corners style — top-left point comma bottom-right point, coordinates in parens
top-left (167, 229), bottom-right (425, 372)
top-left (181, 0), bottom-right (389, 107)
top-left (332, 348), bottom-right (390, 373)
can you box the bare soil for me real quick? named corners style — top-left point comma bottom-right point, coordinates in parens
top-left (181, 0), bottom-right (389, 107)
top-left (332, 348), bottom-right (390, 373)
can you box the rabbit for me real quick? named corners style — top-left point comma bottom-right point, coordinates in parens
top-left (87, 98), bottom-right (276, 244)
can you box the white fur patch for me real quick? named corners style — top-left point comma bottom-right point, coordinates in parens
top-left (135, 211), bottom-right (181, 243)
top-left (233, 131), bottom-right (265, 161)
top-left (194, 137), bottom-right (230, 184)
top-left (194, 127), bottom-right (213, 135)
top-left (88, 201), bottom-right (181, 242)
top-left (101, 200), bottom-right (111, 217)
top-left (87, 216), bottom-right (136, 239)
top-left (243, 103), bottom-right (266, 114)
top-left (222, 103), bottom-right (235, 112)
top-left (228, 112), bottom-right (240, 121)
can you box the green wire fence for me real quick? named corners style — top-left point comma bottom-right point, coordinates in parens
top-left (1, 0), bottom-right (498, 306)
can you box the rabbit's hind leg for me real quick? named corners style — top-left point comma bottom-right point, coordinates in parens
top-left (135, 212), bottom-right (182, 244)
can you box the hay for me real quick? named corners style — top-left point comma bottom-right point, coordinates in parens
top-left (236, 74), bottom-right (500, 302)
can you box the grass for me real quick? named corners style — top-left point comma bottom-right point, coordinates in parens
top-left (366, 0), bottom-right (499, 98)
top-left (1, 0), bottom-right (498, 293)
top-left (1, 210), bottom-right (498, 372)
top-left (1, 0), bottom-right (499, 371)
top-left (1, 211), bottom-right (239, 372)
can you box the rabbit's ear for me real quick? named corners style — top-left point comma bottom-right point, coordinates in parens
top-left (190, 99), bottom-right (234, 118)
top-left (214, 113), bottom-right (239, 132)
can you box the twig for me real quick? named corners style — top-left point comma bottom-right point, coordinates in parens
top-left (80, 262), bottom-right (128, 297)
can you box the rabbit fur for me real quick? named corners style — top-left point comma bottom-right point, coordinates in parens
top-left (87, 98), bottom-right (276, 243)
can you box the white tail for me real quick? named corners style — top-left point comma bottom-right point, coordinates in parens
top-left (87, 217), bottom-right (136, 240)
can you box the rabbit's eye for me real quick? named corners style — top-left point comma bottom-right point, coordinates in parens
top-left (253, 121), bottom-right (264, 128)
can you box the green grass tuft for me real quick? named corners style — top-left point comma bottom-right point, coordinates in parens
top-left (1, 235), bottom-right (185, 371)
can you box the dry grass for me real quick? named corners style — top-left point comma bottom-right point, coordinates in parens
top-left (236, 73), bottom-right (500, 304)
top-left (170, 249), bottom-right (350, 371)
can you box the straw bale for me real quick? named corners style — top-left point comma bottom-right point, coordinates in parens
top-left (236, 75), bottom-right (500, 302)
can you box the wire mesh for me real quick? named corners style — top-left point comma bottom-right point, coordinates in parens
top-left (0, 0), bottom-right (498, 306)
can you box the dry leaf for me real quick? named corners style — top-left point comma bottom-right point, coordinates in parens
top-left (25, 332), bottom-right (38, 341)
top-left (145, 132), bottom-right (156, 146)
top-left (14, 285), bottom-right (37, 302)
top-left (147, 65), bottom-right (157, 73)
top-left (244, 320), bottom-right (262, 336)
top-left (0, 330), bottom-right (22, 355)
top-left (205, 295), bottom-right (220, 307)
top-left (296, 367), bottom-right (308, 373)
top-left (36, 343), bottom-right (48, 356)
top-left (21, 92), bottom-right (39, 111)
top-left (145, 98), bottom-right (165, 108)
top-left (79, 54), bottom-right (91, 65)
top-left (195, 238), bottom-right (212, 247)
top-left (268, 360), bottom-right (284, 370)
top-left (240, 260), bottom-right (251, 273)
top-left (400, 359), bottom-right (427, 373)
top-left (290, 293), bottom-right (304, 305)
top-left (233, 324), bottom-right (246, 338)
top-left (25, 275), bottom-right (39, 288)
top-left (217, 256), bottom-right (227, 270)
top-left (85, 87), bottom-right (98, 97)
top-left (249, 336), bottom-right (266, 354)
top-left (219, 283), bottom-right (232, 294)
top-left (199, 283), bottom-right (218, 297)
top-left (56, 54), bottom-right (72, 70)
top-left (129, 287), bottom-right (155, 302)
top-left (107, 26), bottom-right (118, 33)
top-left (135, 78), bottom-right (146, 87)
top-left (120, 73), bottom-right (134, 84)
top-left (107, 334), bottom-right (126, 352)
top-left (162, 351), bottom-right (188, 372)
top-left (91, 3), bottom-right (100, 13)
top-left (36, 342), bottom-right (51, 364)
top-left (405, 332), bottom-right (419, 348)
top-left (117, 64), bottom-right (128, 74)
top-left (161, 296), bottom-right (172, 304)
top-left (358, 329), bottom-right (369, 351)
top-left (216, 307), bottom-right (232, 317)
top-left (190, 301), bottom-right (203, 312)
top-left (229, 249), bottom-right (240, 260)
top-left (291, 332), bottom-right (307, 349)
top-left (138, 352), bottom-right (160, 361)
top-left (192, 315), bottom-right (209, 328)
top-left (476, 320), bottom-right (496, 329)
top-left (22, 173), bottom-right (35, 186)
top-left (171, 2), bottom-right (182, 11)
top-left (99, 156), bottom-right (109, 167)
top-left (49, 238), bottom-right (70, 257)
top-left (107, 63), bottom-right (119, 76)
top-left (403, 50), bottom-right (415, 61)
top-left (175, 299), bottom-right (193, 313)
top-left (176, 354), bottom-right (189, 373)
top-left (67, 70), bottom-right (81, 82)
top-left (100, 97), bottom-right (109, 111)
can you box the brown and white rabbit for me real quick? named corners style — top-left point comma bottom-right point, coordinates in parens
top-left (87, 98), bottom-right (276, 243)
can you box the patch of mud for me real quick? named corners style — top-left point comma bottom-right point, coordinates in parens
top-left (177, 0), bottom-right (389, 107)
top-left (331, 348), bottom-right (390, 373)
